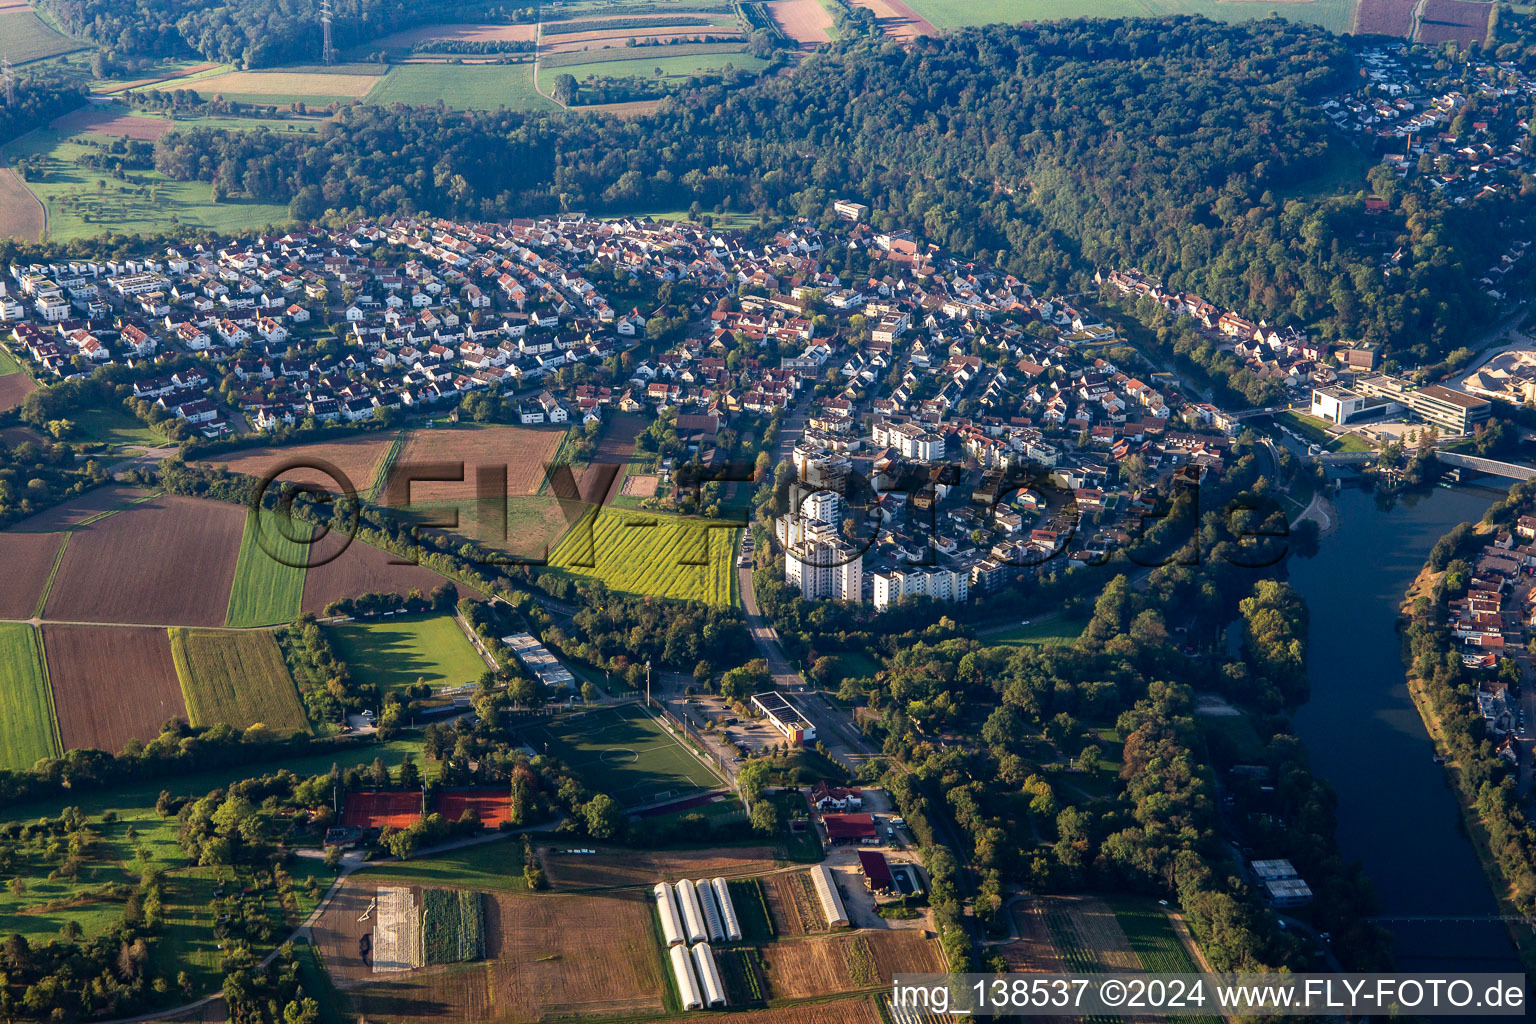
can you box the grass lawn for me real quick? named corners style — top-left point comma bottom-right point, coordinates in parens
top-left (0, 624), bottom-right (60, 771)
top-left (524, 702), bottom-right (722, 806)
top-left (359, 837), bottom-right (528, 892)
top-left (226, 509), bottom-right (311, 627)
top-left (983, 618), bottom-right (1082, 649)
top-left (327, 613), bottom-right (487, 694)
top-left (900, 0), bottom-right (1357, 34)
top-left (169, 627), bottom-right (311, 735)
top-left (1275, 409), bottom-right (1372, 453)
top-left (631, 207), bottom-right (759, 230)
top-left (0, 344), bottom-right (23, 375)
top-left (67, 404), bottom-right (163, 447)
top-left (547, 506), bottom-right (739, 606)
top-left (564, 52), bottom-right (769, 81)
top-left (364, 63), bottom-right (559, 111)
top-left (4, 128), bottom-right (292, 242)
top-left (1199, 710), bottom-right (1267, 763)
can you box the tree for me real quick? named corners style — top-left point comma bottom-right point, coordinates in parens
top-left (581, 680), bottom-right (599, 703)
top-left (750, 798), bottom-right (780, 835)
top-left (738, 759), bottom-right (771, 803)
top-left (551, 73), bottom-right (578, 106)
top-left (583, 793), bottom-right (624, 840)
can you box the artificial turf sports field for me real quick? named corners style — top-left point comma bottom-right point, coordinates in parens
top-left (523, 702), bottom-right (721, 806)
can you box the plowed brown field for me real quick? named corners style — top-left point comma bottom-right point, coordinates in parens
top-left (43, 624), bottom-right (186, 752)
top-left (44, 495), bottom-right (244, 626)
top-left (300, 536), bottom-right (474, 614)
top-left (196, 433), bottom-right (396, 498)
top-left (0, 370), bottom-right (37, 411)
top-left (0, 532), bottom-right (64, 618)
top-left (386, 425), bottom-right (566, 505)
top-left (7, 484), bottom-right (151, 531)
top-left (767, 0), bottom-right (834, 46)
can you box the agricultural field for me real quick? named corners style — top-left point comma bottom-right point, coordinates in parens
top-left (523, 702), bottom-right (723, 807)
top-left (547, 506), bottom-right (740, 605)
top-left (995, 901), bottom-right (1065, 972)
top-left (1416, 0), bottom-right (1493, 43)
top-left (316, 883), bottom-right (667, 1019)
top-left (301, 534), bottom-right (471, 614)
top-left (0, 530), bottom-right (65, 618)
top-left (326, 613), bottom-right (487, 694)
top-left (766, 0), bottom-right (836, 46)
top-left (169, 627), bottom-right (310, 735)
top-left (42, 624), bottom-right (188, 753)
top-left (537, 842), bottom-right (775, 889)
top-left (757, 930), bottom-right (941, 999)
top-left (696, 998), bottom-right (885, 1024)
top-left (167, 67), bottom-right (383, 105)
top-left (898, 0), bottom-right (1360, 35)
top-left (364, 63), bottom-right (558, 111)
top-left (388, 424), bottom-right (567, 503)
top-left (761, 870), bottom-right (823, 935)
top-left (0, 8), bottom-right (87, 63)
top-left (559, 51), bottom-right (768, 81)
top-left (197, 431), bottom-right (397, 499)
top-left (226, 509), bottom-right (311, 627)
top-left (0, 159), bottom-right (45, 243)
top-left (6, 482), bottom-right (151, 531)
top-left (421, 888), bottom-right (486, 965)
top-left (1040, 895), bottom-right (1143, 973)
top-left (1354, 0), bottom-right (1416, 34)
top-left (0, 624), bottom-right (60, 770)
top-left (43, 494), bottom-right (246, 627)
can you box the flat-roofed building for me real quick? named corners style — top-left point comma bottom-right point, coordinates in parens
top-left (752, 691), bottom-right (816, 745)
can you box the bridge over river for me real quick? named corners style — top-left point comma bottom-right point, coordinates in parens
top-left (1318, 449), bottom-right (1536, 480)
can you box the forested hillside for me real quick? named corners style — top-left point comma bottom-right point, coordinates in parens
top-left (38, 0), bottom-right (535, 67)
top-left (0, 78), bottom-right (87, 146)
top-left (136, 16), bottom-right (1529, 361)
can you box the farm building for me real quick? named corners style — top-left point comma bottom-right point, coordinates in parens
top-left (500, 632), bottom-right (576, 689)
top-left (669, 943), bottom-right (703, 1011)
top-left (710, 877), bottom-right (741, 942)
top-left (654, 882), bottom-right (685, 946)
top-left (823, 812), bottom-right (878, 845)
top-left (858, 850), bottom-right (894, 893)
top-left (691, 943), bottom-right (727, 1008)
top-left (810, 864), bottom-right (850, 928)
top-left (694, 879), bottom-right (725, 943)
top-left (752, 690), bottom-right (816, 744)
top-left (675, 879), bottom-right (708, 944)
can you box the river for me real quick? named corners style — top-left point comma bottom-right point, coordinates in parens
top-left (1289, 480), bottom-right (1524, 972)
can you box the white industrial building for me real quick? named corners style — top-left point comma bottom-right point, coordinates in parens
top-left (752, 691), bottom-right (817, 745)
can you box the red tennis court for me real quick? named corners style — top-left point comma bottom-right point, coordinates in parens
top-left (341, 790), bottom-right (423, 829)
top-left (437, 789), bottom-right (511, 827)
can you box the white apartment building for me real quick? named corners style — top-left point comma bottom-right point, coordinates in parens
top-left (871, 566), bottom-right (970, 610)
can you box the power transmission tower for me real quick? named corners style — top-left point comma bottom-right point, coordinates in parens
top-left (320, 0), bottom-right (336, 65)
top-left (1, 56), bottom-right (16, 108)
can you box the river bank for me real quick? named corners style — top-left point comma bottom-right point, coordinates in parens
top-left (1289, 481), bottom-right (1522, 973)
top-left (1398, 520), bottom-right (1536, 974)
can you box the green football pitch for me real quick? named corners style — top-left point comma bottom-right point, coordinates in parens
top-left (524, 703), bottom-right (722, 807)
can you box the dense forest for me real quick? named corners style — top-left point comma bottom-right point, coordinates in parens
top-left (37, 0), bottom-right (536, 67)
top-left (0, 79), bottom-right (87, 146)
top-left (143, 15), bottom-right (1514, 365)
